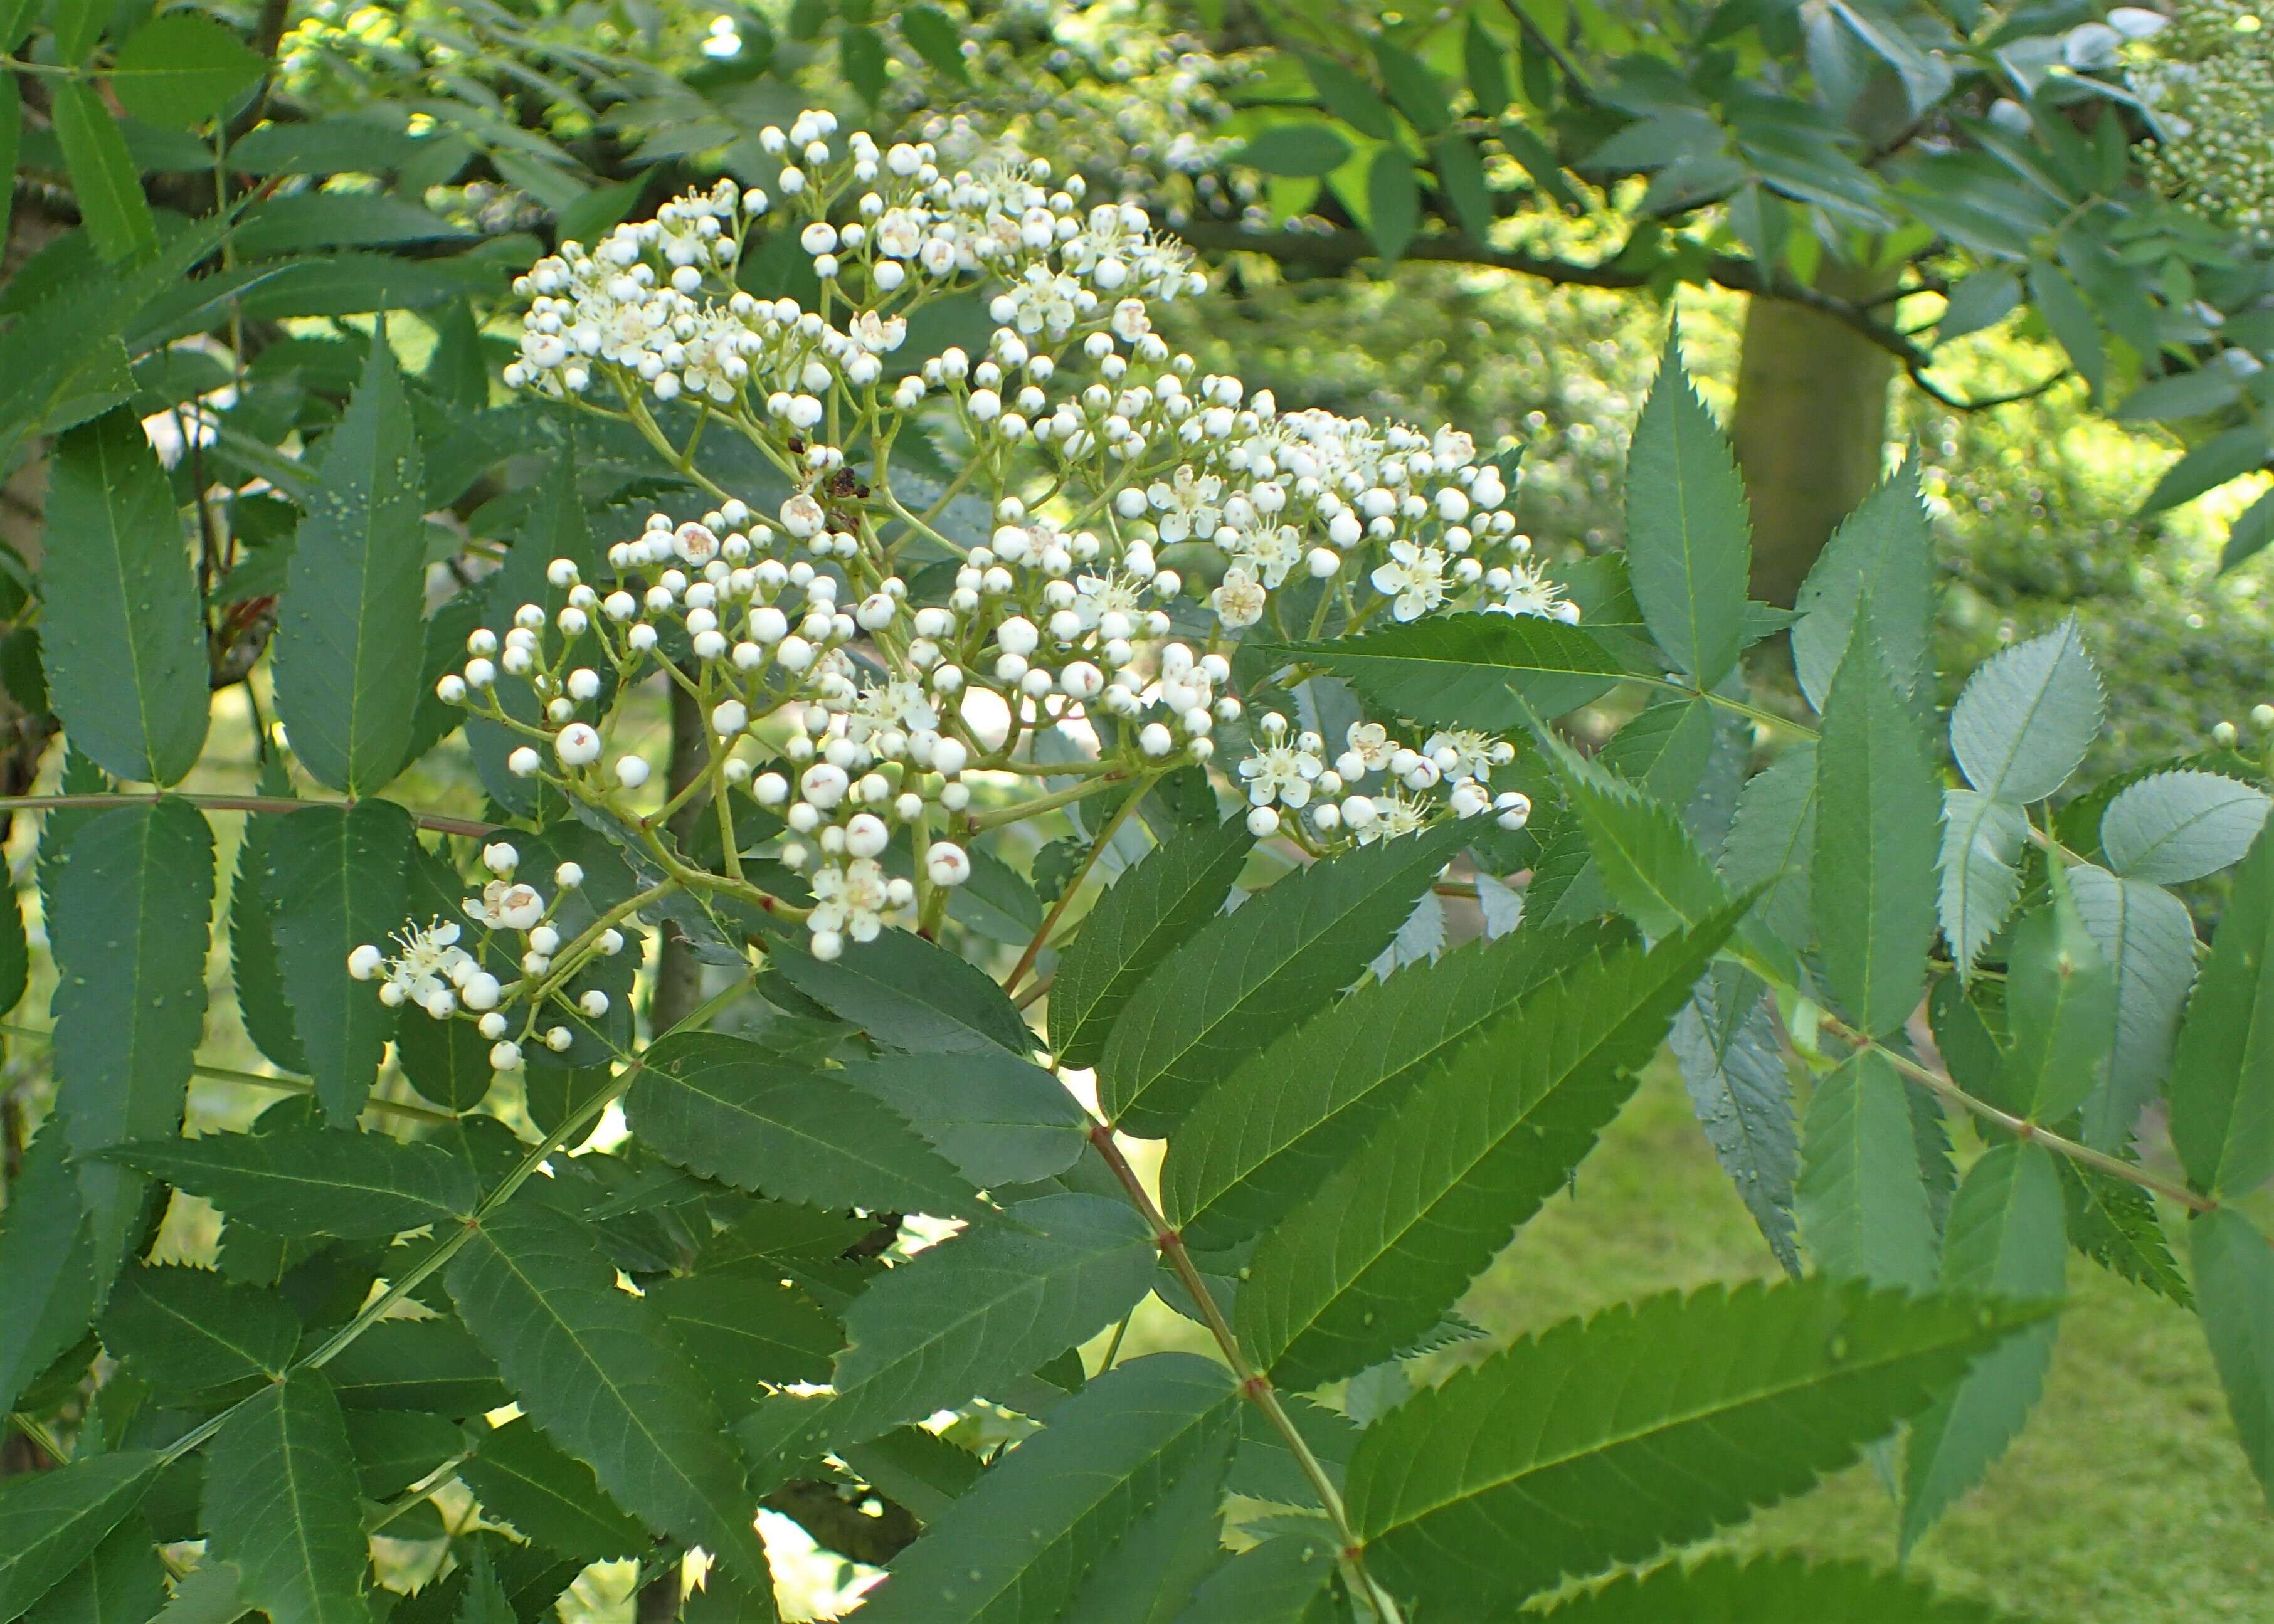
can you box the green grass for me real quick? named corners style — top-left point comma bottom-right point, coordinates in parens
top-left (1437, 1063), bottom-right (2274, 1622)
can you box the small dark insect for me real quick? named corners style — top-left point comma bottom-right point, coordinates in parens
top-left (786, 436), bottom-right (806, 455)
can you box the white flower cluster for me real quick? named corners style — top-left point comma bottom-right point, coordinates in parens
top-left (347, 843), bottom-right (625, 1075)
top-left (472, 109), bottom-right (1568, 961)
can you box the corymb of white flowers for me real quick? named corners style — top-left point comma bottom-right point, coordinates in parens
top-left (357, 107), bottom-right (1569, 1072)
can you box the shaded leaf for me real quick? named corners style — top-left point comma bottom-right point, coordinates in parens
top-left (2056, 1157), bottom-right (2189, 1305)
top-left (268, 801), bottom-right (413, 1124)
top-left (458, 1418), bottom-right (648, 1562)
top-left (1719, 741), bottom-right (1815, 951)
top-left (104, 1124), bottom-right (477, 1238)
top-left (0, 1452), bottom-right (164, 1621)
top-left (0, 1129), bottom-right (98, 1415)
top-left (838, 1050), bottom-right (1091, 1188)
top-left (100, 1265), bottom-right (297, 1391)
top-left (1997, 881), bottom-right (2115, 1124)
top-left (1797, 1051), bottom-right (1937, 1289)
top-left (1270, 612), bottom-right (1626, 732)
top-left (53, 84), bottom-right (156, 261)
top-left (203, 1371), bottom-right (376, 1624)
top-left (2192, 1208), bottom-right (2274, 1506)
top-left (1671, 965), bottom-right (1800, 1272)
top-left (108, 12), bottom-right (264, 127)
top-left (2167, 825), bottom-right (2274, 1198)
top-left (769, 930), bottom-right (1030, 1057)
top-left (21, 1512), bottom-right (162, 1624)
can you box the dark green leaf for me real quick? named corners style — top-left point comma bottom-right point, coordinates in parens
top-left (324, 1319), bottom-right (507, 1416)
top-left (1431, 131), bottom-right (1496, 241)
top-left (53, 84), bottom-right (156, 262)
top-left (769, 930), bottom-right (1031, 1057)
top-left (1238, 125), bottom-right (1351, 178)
top-left (48, 798), bottom-right (214, 1274)
top-left (1364, 148), bottom-right (1420, 263)
top-left (1797, 1051), bottom-right (1937, 1288)
top-left (840, 23), bottom-right (887, 102)
top-left (1346, 1277), bottom-right (2056, 1612)
top-left (344, 1410), bottom-right (458, 1500)
top-left (1271, 611), bottom-right (1626, 730)
top-left (230, 810), bottom-right (308, 1074)
top-left (445, 1196), bottom-right (769, 1574)
top-left (899, 4), bottom-right (968, 81)
top-left (2220, 487), bottom-right (2274, 572)
top-left (1939, 270), bottom-right (2022, 340)
top-left (100, 1265), bottom-right (297, 1390)
top-left (40, 407), bottom-right (209, 783)
top-left (2056, 1157), bottom-right (2189, 1305)
top-left (2115, 366), bottom-right (2246, 423)
top-left (820, 1193), bottom-right (1155, 1445)
top-left (1545, 736), bottom-right (1729, 936)
top-left (1813, 623), bottom-right (1940, 1038)
top-left (1177, 1534), bottom-right (1340, 1624)
top-left (22, 1512), bottom-right (162, 1624)
top-left (108, 13), bottom-right (265, 127)
top-left (0, 1452), bottom-right (164, 1621)
top-left (1163, 922), bottom-right (1621, 1252)
top-left (1901, 1142), bottom-right (2066, 1548)
top-left (1792, 457), bottom-right (1933, 711)
top-left (2168, 825), bottom-right (2274, 1198)
top-left (103, 1124), bottom-right (479, 1238)
top-left (1238, 906), bottom-right (1740, 1388)
top-left (1949, 617), bottom-right (2103, 804)
top-left (650, 1263), bottom-right (840, 1405)
top-left (272, 340), bottom-right (430, 793)
top-left (2141, 423), bottom-right (2268, 516)
top-left (268, 801), bottom-right (413, 1124)
top-left (203, 1371), bottom-right (376, 1624)
top-left (459, 1418), bottom-right (649, 1561)
top-left (1099, 824), bottom-right (1464, 1136)
top-left (1062, 1416), bottom-right (1235, 1624)
top-left (854, 1354), bottom-right (1240, 1624)
top-left (1301, 53), bottom-right (1393, 139)
top-left (2028, 259), bottom-right (2103, 402)
top-left (1372, 36), bottom-right (1450, 134)
top-left (1625, 332), bottom-right (1752, 690)
top-left (1671, 965), bottom-right (1800, 1272)
top-left (627, 1031), bottom-right (981, 1216)
top-left (838, 1050), bottom-right (1091, 1188)
top-left (1997, 882), bottom-right (2114, 1124)
top-left (1050, 815), bottom-right (1251, 1070)
top-left (450, 1548), bottom-right (515, 1624)
top-left (1719, 741), bottom-right (1815, 951)
top-left (1530, 1553), bottom-right (2022, 1622)
top-left (2191, 1208), bottom-right (2274, 1505)
top-left (1465, 15), bottom-right (1510, 114)
top-left (0, 1128), bottom-right (98, 1415)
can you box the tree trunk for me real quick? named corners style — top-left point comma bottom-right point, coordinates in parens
top-left (1730, 261), bottom-right (1901, 607)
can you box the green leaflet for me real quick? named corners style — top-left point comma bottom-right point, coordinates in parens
top-left (1997, 879), bottom-right (2115, 1124)
top-left (1049, 813), bottom-right (1251, 1070)
top-left (1791, 456), bottom-right (1936, 712)
top-left (203, 1370), bottom-right (376, 1624)
top-left (1948, 617), bottom-right (2104, 804)
top-left (99, 1264), bottom-right (299, 1392)
top-left (1237, 905), bottom-right (1740, 1388)
top-left (271, 340), bottom-right (430, 793)
top-left (52, 83), bottom-right (157, 262)
top-left (39, 408), bottom-right (210, 784)
top-left (853, 1354), bottom-right (1240, 1624)
top-left (2167, 825), bottom-right (2274, 1197)
top-left (1060, 1415), bottom-right (1237, 1624)
top-left (2191, 1209), bottom-right (2274, 1505)
top-left (2098, 769), bottom-right (2271, 885)
top-left (0, 1451), bottom-right (164, 1621)
top-left (1267, 612), bottom-right (1626, 732)
top-left (449, 1548), bottom-right (517, 1624)
top-left (22, 1511), bottom-right (162, 1624)
top-left (267, 800), bottom-right (414, 1124)
top-left (1938, 789), bottom-right (2029, 978)
top-left (1544, 734), bottom-right (1730, 936)
top-left (1813, 621), bottom-right (1940, 1038)
top-left (626, 1031), bottom-right (982, 1217)
top-left (1719, 739), bottom-right (1816, 954)
top-left (103, 1124), bottom-right (478, 1238)
top-left (324, 1319), bottom-right (507, 1416)
top-left (230, 808), bottom-right (309, 1075)
top-left (821, 1193), bottom-right (1156, 1447)
top-left (48, 798), bottom-right (214, 1280)
top-left (1177, 1534), bottom-right (1341, 1624)
top-left (1365, 147), bottom-right (1420, 262)
top-left (650, 1262), bottom-right (842, 1407)
top-left (769, 929), bottom-right (1032, 1057)
top-left (344, 1410), bottom-right (458, 1500)
top-left (444, 1196), bottom-right (771, 1576)
top-left (1669, 964), bottom-right (1801, 1273)
top-left (458, 1418), bottom-right (650, 1561)
top-left (1623, 332), bottom-right (1752, 690)
top-left (0, 1127), bottom-right (98, 1416)
top-left (1797, 1050), bottom-right (1938, 1289)
top-left (1099, 823), bottom-right (1465, 1137)
top-left (2056, 1157), bottom-right (2189, 1305)
top-left (1163, 922), bottom-right (1622, 1252)
top-left (1529, 1553), bottom-right (2024, 1622)
top-left (2068, 863), bottom-right (2197, 1151)
top-left (837, 1050), bottom-right (1091, 1188)
top-left (1901, 1143), bottom-right (2068, 1548)
top-left (1345, 1277), bottom-right (2056, 1613)
top-left (392, 843), bottom-right (495, 1113)
top-left (107, 11), bottom-right (266, 127)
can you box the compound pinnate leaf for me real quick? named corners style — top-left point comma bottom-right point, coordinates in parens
top-left (1719, 740), bottom-right (1816, 952)
top-left (1797, 1051), bottom-right (1938, 1290)
top-left (854, 1354), bottom-right (1240, 1624)
top-left (2068, 864), bottom-right (2197, 1151)
top-left (324, 1319), bottom-right (507, 1416)
top-left (825, 1193), bottom-right (1156, 1447)
top-left (48, 798), bottom-right (214, 1277)
top-left (1901, 1142), bottom-right (2066, 1548)
top-left (203, 1371), bottom-right (376, 1624)
top-left (52, 83), bottom-right (156, 261)
top-left (1059, 1415), bottom-right (1237, 1624)
top-left (1624, 332), bottom-right (1752, 690)
top-left (0, 1127), bottom-right (98, 1417)
top-left (1792, 457), bottom-right (1935, 712)
top-left (1049, 815), bottom-right (1251, 1070)
top-left (1670, 964), bottom-right (1800, 1273)
top-left (445, 1196), bottom-right (770, 1576)
top-left (40, 407), bottom-right (209, 784)
top-left (837, 1050), bottom-right (1091, 1188)
top-left (230, 809), bottom-right (309, 1075)
top-left (2167, 825), bottom-right (2274, 1198)
top-left (2098, 770), bottom-right (2271, 885)
top-left (267, 800), bottom-right (414, 1124)
top-left (0, 1451), bottom-right (164, 1621)
top-left (107, 11), bottom-right (265, 127)
top-left (103, 1124), bottom-right (477, 1238)
top-left (1997, 881), bottom-right (2115, 1124)
top-left (1239, 906), bottom-right (1740, 1388)
top-left (1163, 922), bottom-right (1622, 1252)
top-left (22, 1511), bottom-right (162, 1624)
top-left (272, 340), bottom-right (430, 793)
top-left (1949, 617), bottom-right (2103, 804)
top-left (1345, 1277), bottom-right (2056, 1613)
top-left (1101, 823), bottom-right (1464, 1137)
top-left (1269, 613), bottom-right (1626, 732)
top-left (1177, 1534), bottom-right (1340, 1624)
top-left (2191, 1208), bottom-right (2274, 1505)
top-left (1530, 1554), bottom-right (2026, 1622)
top-left (100, 1264), bottom-right (298, 1391)
top-left (627, 1031), bottom-right (981, 1216)
top-left (1813, 623), bottom-right (1940, 1038)
top-left (1938, 789), bottom-right (2029, 978)
top-left (1546, 736), bottom-right (1730, 937)
top-left (769, 929), bottom-right (1031, 1057)
top-left (650, 1263), bottom-right (841, 1406)
top-left (458, 1419), bottom-right (649, 1561)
